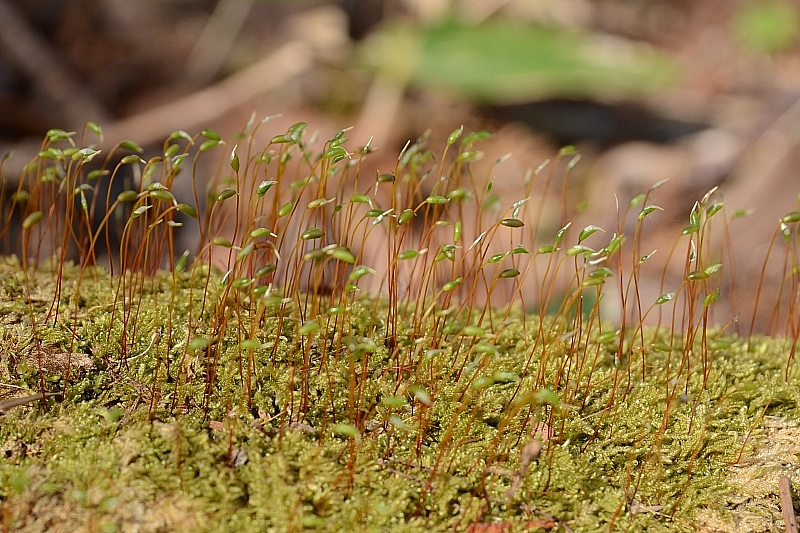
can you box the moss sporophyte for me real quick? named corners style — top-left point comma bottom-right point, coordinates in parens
top-left (0, 121), bottom-right (799, 532)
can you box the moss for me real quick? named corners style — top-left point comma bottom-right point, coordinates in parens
top-left (1, 124), bottom-right (798, 532)
top-left (0, 262), bottom-right (797, 533)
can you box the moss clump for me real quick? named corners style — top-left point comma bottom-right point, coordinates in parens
top-left (1, 124), bottom-right (799, 532)
top-left (0, 262), bottom-right (798, 533)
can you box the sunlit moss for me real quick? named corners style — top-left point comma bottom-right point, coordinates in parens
top-left (1, 262), bottom-right (798, 532)
top-left (1, 124), bottom-right (799, 532)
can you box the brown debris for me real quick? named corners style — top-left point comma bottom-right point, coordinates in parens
top-left (780, 476), bottom-right (798, 533)
top-left (505, 439), bottom-right (542, 500)
top-left (16, 340), bottom-right (96, 376)
top-left (466, 519), bottom-right (558, 532)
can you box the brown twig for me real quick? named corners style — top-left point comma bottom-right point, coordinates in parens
top-left (0, 392), bottom-right (60, 414)
top-left (780, 475), bottom-right (798, 533)
top-left (102, 40), bottom-right (314, 148)
top-left (185, 0), bottom-right (255, 84)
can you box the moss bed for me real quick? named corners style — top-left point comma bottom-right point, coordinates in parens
top-left (1, 257), bottom-right (798, 533)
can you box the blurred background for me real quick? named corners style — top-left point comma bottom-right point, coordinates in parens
top-left (1, 0), bottom-right (800, 333)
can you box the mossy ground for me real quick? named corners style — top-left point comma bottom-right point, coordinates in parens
top-left (1, 257), bottom-right (798, 533)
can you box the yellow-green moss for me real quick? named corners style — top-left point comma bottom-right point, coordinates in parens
top-left (1, 260), bottom-right (798, 533)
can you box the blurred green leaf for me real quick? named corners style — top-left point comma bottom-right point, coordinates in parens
top-left (363, 20), bottom-right (678, 103)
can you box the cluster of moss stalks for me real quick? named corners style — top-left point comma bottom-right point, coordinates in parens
top-left (0, 121), bottom-right (799, 532)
